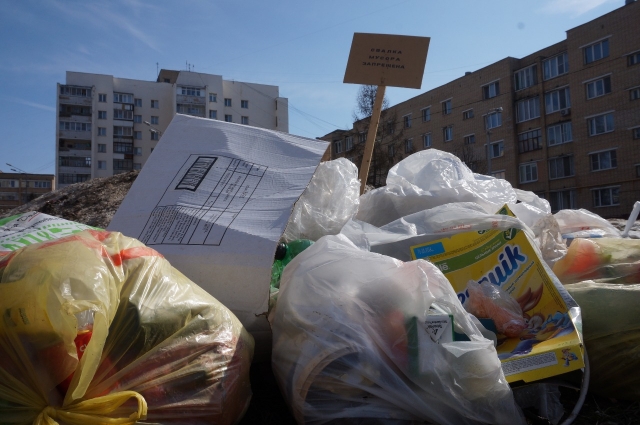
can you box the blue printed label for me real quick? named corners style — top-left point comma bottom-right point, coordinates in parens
top-left (412, 242), bottom-right (445, 259)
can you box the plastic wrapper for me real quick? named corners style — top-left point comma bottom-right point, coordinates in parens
top-left (282, 158), bottom-right (360, 242)
top-left (554, 208), bottom-right (621, 241)
top-left (355, 149), bottom-right (549, 227)
top-left (0, 229), bottom-right (254, 425)
top-left (464, 280), bottom-right (526, 338)
top-left (565, 281), bottom-right (640, 400)
top-left (553, 237), bottom-right (640, 284)
top-left (269, 234), bottom-right (524, 425)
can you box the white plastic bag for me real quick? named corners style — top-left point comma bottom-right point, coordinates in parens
top-left (282, 158), bottom-right (360, 242)
top-left (554, 208), bottom-right (621, 240)
top-left (269, 235), bottom-right (524, 425)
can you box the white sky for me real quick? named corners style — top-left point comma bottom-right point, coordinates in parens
top-left (0, 0), bottom-right (622, 174)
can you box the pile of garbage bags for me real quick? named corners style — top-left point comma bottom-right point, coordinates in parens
top-left (0, 228), bottom-right (253, 424)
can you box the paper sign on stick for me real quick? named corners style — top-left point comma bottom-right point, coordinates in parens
top-left (344, 33), bottom-right (430, 89)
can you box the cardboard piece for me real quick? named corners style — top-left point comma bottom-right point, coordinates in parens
top-left (343, 33), bottom-right (430, 89)
top-left (108, 115), bottom-right (328, 357)
top-left (408, 206), bottom-right (585, 383)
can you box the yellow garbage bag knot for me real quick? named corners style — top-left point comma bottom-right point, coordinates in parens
top-left (36, 391), bottom-right (148, 425)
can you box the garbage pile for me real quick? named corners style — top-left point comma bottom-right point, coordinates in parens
top-left (0, 216), bottom-right (253, 424)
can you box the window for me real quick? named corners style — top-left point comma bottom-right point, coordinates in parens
top-left (545, 87), bottom-right (571, 113)
top-left (180, 86), bottom-right (202, 96)
top-left (630, 87), bottom-right (640, 101)
top-left (628, 51), bottom-right (640, 66)
top-left (224, 114), bottom-right (232, 122)
top-left (345, 136), bottom-right (353, 151)
top-left (517, 97), bottom-right (540, 122)
top-left (133, 163), bottom-right (142, 170)
top-left (634, 128), bottom-right (640, 139)
top-left (134, 147), bottom-right (142, 156)
top-left (112, 109), bottom-right (133, 120)
top-left (113, 126), bottom-right (133, 137)
top-left (518, 129), bottom-right (542, 153)
top-left (588, 112), bottom-right (614, 136)
top-left (549, 156), bottom-right (574, 179)
top-left (113, 159), bottom-right (133, 171)
top-left (60, 121), bottom-right (92, 132)
top-left (584, 39), bottom-right (609, 64)
top-left (403, 114), bottom-right (412, 128)
top-left (134, 131), bottom-right (142, 140)
top-left (113, 93), bottom-right (133, 104)
top-left (98, 143), bottom-right (107, 153)
top-left (333, 140), bottom-right (343, 154)
top-left (151, 132), bottom-right (159, 141)
top-left (209, 110), bottom-right (217, 119)
top-left (98, 93), bottom-right (107, 103)
top-left (113, 142), bottom-right (133, 154)
top-left (33, 181), bottom-right (50, 189)
top-left (98, 110), bottom-right (107, 119)
top-left (59, 156), bottom-right (91, 167)
top-left (519, 163), bottom-right (538, 183)
top-left (98, 160), bottom-right (106, 170)
top-left (405, 138), bottom-right (414, 153)
top-left (515, 65), bottom-right (537, 90)
top-left (636, 164), bottom-right (640, 177)
top-left (462, 109), bottom-right (474, 120)
top-left (423, 133), bottom-right (432, 148)
top-left (442, 99), bottom-right (452, 115)
top-left (485, 110), bottom-right (502, 129)
top-left (59, 174), bottom-right (90, 184)
top-left (586, 76), bottom-right (612, 99)
top-left (543, 53), bottom-right (568, 80)
top-left (464, 134), bottom-right (475, 145)
top-left (590, 149), bottom-right (617, 171)
top-left (492, 170), bottom-right (506, 179)
top-left (592, 186), bottom-right (619, 207)
top-left (150, 116), bottom-right (159, 125)
top-left (134, 98), bottom-right (142, 107)
top-left (388, 145), bottom-right (395, 158)
top-left (134, 115), bottom-right (142, 123)
top-left (483, 81), bottom-right (499, 99)
top-left (97, 127), bottom-right (106, 136)
top-left (151, 100), bottom-right (159, 109)
top-left (386, 120), bottom-right (395, 135)
top-left (241, 116), bottom-right (249, 125)
top-left (209, 93), bottom-right (217, 102)
top-left (60, 86), bottom-right (91, 97)
top-left (358, 132), bottom-right (366, 143)
top-left (241, 100), bottom-right (249, 109)
top-left (549, 190), bottom-right (576, 212)
top-left (443, 126), bottom-right (453, 142)
top-left (422, 107), bottom-right (431, 122)
top-left (224, 98), bottom-right (232, 107)
top-left (490, 141), bottom-right (504, 158)
top-left (547, 122), bottom-right (573, 146)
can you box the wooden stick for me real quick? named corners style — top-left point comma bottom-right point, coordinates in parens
top-left (358, 85), bottom-right (386, 195)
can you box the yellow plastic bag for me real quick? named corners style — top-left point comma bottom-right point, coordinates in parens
top-left (0, 230), bottom-right (254, 424)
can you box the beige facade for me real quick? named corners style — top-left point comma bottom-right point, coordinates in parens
top-left (324, 1), bottom-right (640, 217)
top-left (56, 70), bottom-right (289, 188)
top-left (0, 172), bottom-right (54, 210)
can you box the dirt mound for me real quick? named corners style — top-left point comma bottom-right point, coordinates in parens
top-left (0, 171), bottom-right (138, 229)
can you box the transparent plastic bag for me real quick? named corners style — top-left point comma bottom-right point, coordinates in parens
top-left (0, 230), bottom-right (254, 425)
top-left (464, 280), bottom-right (526, 338)
top-left (269, 235), bottom-right (524, 425)
top-left (554, 208), bottom-right (621, 240)
top-left (282, 158), bottom-right (360, 242)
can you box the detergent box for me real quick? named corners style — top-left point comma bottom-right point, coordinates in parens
top-left (409, 205), bottom-right (584, 383)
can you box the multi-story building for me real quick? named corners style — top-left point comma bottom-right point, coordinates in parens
top-left (324, 0), bottom-right (640, 217)
top-left (0, 171), bottom-right (54, 210)
top-left (56, 70), bottom-right (289, 188)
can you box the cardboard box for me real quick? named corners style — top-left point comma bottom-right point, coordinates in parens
top-left (409, 206), bottom-right (585, 383)
top-left (108, 115), bottom-right (328, 358)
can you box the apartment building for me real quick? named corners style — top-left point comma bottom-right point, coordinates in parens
top-left (56, 70), bottom-right (289, 188)
top-left (325, 0), bottom-right (640, 217)
top-left (0, 172), bottom-right (54, 210)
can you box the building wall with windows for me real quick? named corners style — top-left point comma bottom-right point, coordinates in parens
top-left (56, 70), bottom-right (288, 188)
top-left (0, 172), bottom-right (55, 210)
top-left (323, 1), bottom-right (640, 217)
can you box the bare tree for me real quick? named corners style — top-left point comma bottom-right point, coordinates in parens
top-left (451, 143), bottom-right (487, 174)
top-left (350, 86), bottom-right (405, 187)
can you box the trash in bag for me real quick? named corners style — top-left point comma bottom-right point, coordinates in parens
top-left (0, 229), bottom-right (254, 424)
top-left (553, 208), bottom-right (621, 241)
top-left (565, 281), bottom-right (640, 400)
top-left (342, 203), bottom-right (585, 384)
top-left (269, 234), bottom-right (525, 425)
top-left (464, 280), bottom-right (526, 338)
top-left (355, 149), bottom-right (549, 228)
top-left (553, 237), bottom-right (640, 284)
top-left (282, 158), bottom-right (360, 243)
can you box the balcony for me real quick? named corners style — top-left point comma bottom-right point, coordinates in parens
top-left (59, 85), bottom-right (92, 106)
top-left (58, 139), bottom-right (91, 152)
top-left (177, 103), bottom-right (205, 117)
top-left (59, 156), bottom-right (91, 168)
top-left (113, 159), bottom-right (133, 173)
top-left (176, 93), bottom-right (205, 105)
top-left (113, 142), bottom-right (133, 154)
top-left (59, 104), bottom-right (92, 118)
